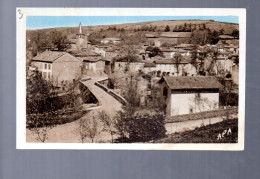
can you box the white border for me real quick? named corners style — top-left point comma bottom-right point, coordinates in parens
top-left (16, 8), bottom-right (246, 150)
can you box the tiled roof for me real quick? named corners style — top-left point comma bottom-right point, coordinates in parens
top-left (101, 38), bottom-right (121, 41)
top-left (78, 57), bottom-right (102, 62)
top-left (159, 32), bottom-right (192, 38)
top-left (144, 62), bottom-right (156, 67)
top-left (31, 51), bottom-right (67, 62)
top-left (162, 76), bottom-right (222, 90)
top-left (145, 34), bottom-right (158, 38)
top-left (72, 50), bottom-right (99, 57)
top-left (174, 44), bottom-right (194, 48)
top-left (154, 56), bottom-right (192, 64)
top-left (219, 35), bottom-right (235, 39)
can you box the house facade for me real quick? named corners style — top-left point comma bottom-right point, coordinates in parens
top-left (31, 51), bottom-right (82, 87)
top-left (159, 76), bottom-right (221, 117)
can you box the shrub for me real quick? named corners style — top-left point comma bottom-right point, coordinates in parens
top-left (119, 112), bottom-right (167, 142)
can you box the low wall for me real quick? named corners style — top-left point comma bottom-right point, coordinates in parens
top-left (166, 107), bottom-right (238, 123)
top-left (95, 81), bottom-right (127, 106)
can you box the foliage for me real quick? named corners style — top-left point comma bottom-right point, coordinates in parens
top-left (173, 23), bottom-right (192, 32)
top-left (134, 25), bottom-right (158, 32)
top-left (115, 112), bottom-right (166, 142)
top-left (164, 25), bottom-right (170, 32)
top-left (98, 110), bottom-right (117, 143)
top-left (190, 29), bottom-right (212, 46)
top-left (231, 29), bottom-right (239, 38)
top-left (26, 69), bottom-right (56, 114)
top-left (145, 47), bottom-right (164, 58)
top-left (27, 30), bottom-right (70, 56)
top-left (77, 113), bottom-right (100, 143)
top-left (26, 69), bottom-right (86, 142)
top-left (172, 52), bottom-right (183, 75)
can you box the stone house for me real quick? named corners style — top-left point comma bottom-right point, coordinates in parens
top-left (159, 76), bottom-right (221, 117)
top-left (112, 58), bottom-right (145, 73)
top-left (101, 38), bottom-right (121, 44)
top-left (153, 57), bottom-right (193, 76)
top-left (72, 50), bottom-right (105, 75)
top-left (145, 32), bottom-right (192, 45)
top-left (31, 51), bottom-right (82, 87)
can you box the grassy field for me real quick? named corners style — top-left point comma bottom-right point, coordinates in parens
top-left (27, 20), bottom-right (238, 36)
top-left (156, 119), bottom-right (238, 143)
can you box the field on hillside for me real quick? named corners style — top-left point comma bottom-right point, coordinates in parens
top-left (156, 119), bottom-right (238, 143)
top-left (27, 20), bottom-right (238, 37)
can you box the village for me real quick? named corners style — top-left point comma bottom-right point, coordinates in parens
top-left (26, 20), bottom-right (239, 143)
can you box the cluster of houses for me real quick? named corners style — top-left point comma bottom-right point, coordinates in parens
top-left (28, 22), bottom-right (239, 117)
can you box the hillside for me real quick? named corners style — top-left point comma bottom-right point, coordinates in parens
top-left (27, 20), bottom-right (239, 37)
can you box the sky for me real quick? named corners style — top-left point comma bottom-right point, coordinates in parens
top-left (26, 16), bottom-right (238, 30)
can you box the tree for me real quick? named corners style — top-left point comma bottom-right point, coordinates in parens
top-left (118, 44), bottom-right (139, 71)
top-left (26, 69), bottom-right (56, 142)
top-left (190, 28), bottom-right (216, 46)
top-left (77, 113), bottom-right (100, 143)
top-left (123, 74), bottom-right (140, 115)
top-left (164, 25), bottom-right (170, 32)
top-left (231, 29), bottom-right (239, 38)
top-left (146, 47), bottom-right (164, 58)
top-left (172, 53), bottom-right (183, 76)
top-left (115, 111), bottom-right (166, 142)
top-left (27, 30), bottom-right (70, 55)
top-left (98, 110), bottom-right (117, 143)
top-left (50, 30), bottom-right (71, 51)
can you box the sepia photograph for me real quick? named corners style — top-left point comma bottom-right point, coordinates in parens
top-left (16, 8), bottom-right (246, 150)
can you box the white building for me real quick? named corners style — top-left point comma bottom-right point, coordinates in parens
top-left (159, 76), bottom-right (221, 117)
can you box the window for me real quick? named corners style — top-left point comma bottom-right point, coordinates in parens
top-left (190, 108), bottom-right (193, 113)
top-left (48, 64), bottom-right (51, 70)
top-left (48, 72), bottom-right (51, 79)
top-left (196, 93), bottom-right (201, 99)
top-left (43, 72), bottom-right (47, 79)
top-left (45, 64), bottom-right (47, 69)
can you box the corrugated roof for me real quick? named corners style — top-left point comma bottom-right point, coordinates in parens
top-left (31, 51), bottom-right (67, 62)
top-left (162, 76), bottom-right (222, 90)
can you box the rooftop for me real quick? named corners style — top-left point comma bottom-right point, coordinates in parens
top-left (161, 76), bottom-right (222, 90)
top-left (101, 38), bottom-right (121, 41)
top-left (78, 57), bottom-right (103, 62)
top-left (71, 50), bottom-right (100, 57)
top-left (31, 51), bottom-right (67, 62)
top-left (219, 35), bottom-right (235, 39)
top-left (159, 32), bottom-right (192, 38)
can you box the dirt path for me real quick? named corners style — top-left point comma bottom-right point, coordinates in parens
top-left (26, 76), bottom-right (123, 143)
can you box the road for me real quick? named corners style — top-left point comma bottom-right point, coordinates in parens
top-left (26, 76), bottom-right (123, 143)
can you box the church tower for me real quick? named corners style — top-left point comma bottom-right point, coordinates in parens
top-left (76, 22), bottom-right (85, 39)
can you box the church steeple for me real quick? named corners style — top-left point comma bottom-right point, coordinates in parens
top-left (79, 22), bottom-right (83, 34)
top-left (76, 22), bottom-right (84, 39)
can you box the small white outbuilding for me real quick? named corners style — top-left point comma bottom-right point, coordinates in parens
top-left (159, 76), bottom-right (222, 116)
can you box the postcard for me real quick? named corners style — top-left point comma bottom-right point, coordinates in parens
top-left (16, 8), bottom-right (246, 150)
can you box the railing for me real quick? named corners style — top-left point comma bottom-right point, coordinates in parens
top-left (94, 80), bottom-right (127, 106)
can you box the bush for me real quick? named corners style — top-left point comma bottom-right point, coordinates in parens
top-left (117, 112), bottom-right (166, 142)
